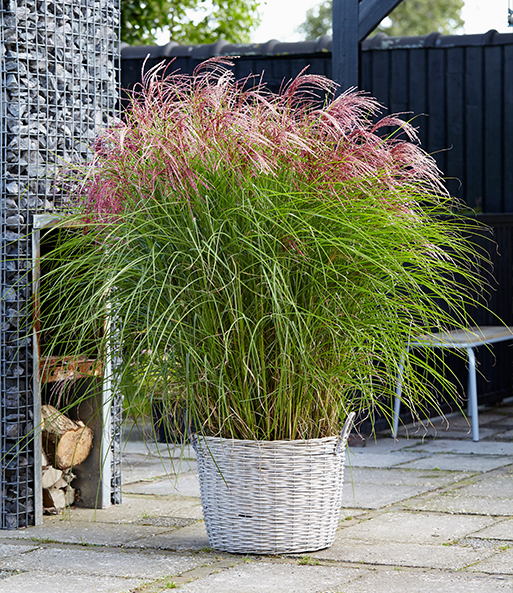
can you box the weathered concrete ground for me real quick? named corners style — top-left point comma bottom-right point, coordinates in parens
top-left (1, 399), bottom-right (511, 593)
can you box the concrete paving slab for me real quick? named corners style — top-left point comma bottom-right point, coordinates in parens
top-left (352, 438), bottom-right (425, 453)
top-left (492, 429), bottom-right (513, 440)
top-left (7, 520), bottom-right (171, 548)
top-left (456, 472), bottom-right (513, 497)
top-left (399, 454), bottom-right (512, 472)
top-left (122, 441), bottom-right (196, 460)
top-left (57, 494), bottom-right (203, 524)
top-left (311, 538), bottom-right (497, 569)
top-left (346, 450), bottom-right (429, 468)
top-left (342, 467), bottom-right (473, 509)
top-left (336, 511), bottom-right (497, 544)
top-left (497, 408), bottom-right (513, 417)
top-left (122, 455), bottom-right (197, 484)
top-left (0, 543), bottom-right (38, 558)
top-left (121, 421), bottom-right (154, 442)
top-left (0, 546), bottom-right (210, 579)
top-left (342, 481), bottom-right (438, 509)
top-left (345, 467), bottom-right (473, 488)
top-left (478, 412), bottom-right (513, 427)
top-left (392, 412), bottom-right (502, 441)
top-left (123, 471), bottom-right (201, 497)
top-left (338, 508), bottom-right (368, 522)
top-left (129, 521), bottom-right (209, 551)
top-left (485, 421), bottom-right (513, 432)
top-left (339, 568), bottom-right (513, 593)
top-left (472, 518), bottom-right (513, 540)
top-left (469, 547), bottom-right (513, 575)
top-left (177, 561), bottom-right (364, 593)
top-left (122, 440), bottom-right (157, 456)
top-left (404, 492), bottom-right (513, 516)
top-left (0, 571), bottom-right (144, 593)
top-left (400, 471), bottom-right (513, 516)
top-left (400, 416), bottom-right (466, 432)
top-left (493, 417), bottom-right (513, 427)
top-left (396, 424), bottom-right (497, 440)
top-left (406, 439), bottom-right (513, 456)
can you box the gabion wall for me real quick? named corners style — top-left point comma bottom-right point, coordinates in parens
top-left (1, 0), bottom-right (121, 529)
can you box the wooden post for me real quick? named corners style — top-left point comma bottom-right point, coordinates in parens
top-left (332, 0), bottom-right (405, 91)
top-left (332, 0), bottom-right (359, 91)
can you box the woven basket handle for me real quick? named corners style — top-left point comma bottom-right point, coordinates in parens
top-left (335, 411), bottom-right (356, 455)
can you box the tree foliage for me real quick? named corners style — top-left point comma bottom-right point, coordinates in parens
top-left (297, 0), bottom-right (464, 40)
top-left (121, 0), bottom-right (261, 45)
top-left (296, 0), bottom-right (333, 40)
top-left (377, 0), bottom-right (464, 36)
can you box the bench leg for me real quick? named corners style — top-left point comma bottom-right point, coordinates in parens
top-left (467, 347), bottom-right (479, 442)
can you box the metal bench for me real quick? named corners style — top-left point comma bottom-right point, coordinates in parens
top-left (392, 326), bottom-right (513, 442)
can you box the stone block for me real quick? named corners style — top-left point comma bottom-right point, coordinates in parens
top-left (177, 561), bottom-right (363, 593)
top-left (335, 510), bottom-right (497, 545)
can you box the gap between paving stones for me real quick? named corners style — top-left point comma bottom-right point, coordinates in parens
top-left (126, 554), bottom-right (513, 593)
top-left (130, 557), bottom-right (251, 592)
top-left (128, 555), bottom-right (410, 593)
top-left (0, 540), bottom-right (212, 557)
top-left (457, 550), bottom-right (513, 576)
top-left (0, 540), bottom-right (220, 583)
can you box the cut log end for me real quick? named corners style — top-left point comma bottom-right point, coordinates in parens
top-left (55, 425), bottom-right (94, 470)
top-left (41, 404), bottom-right (93, 470)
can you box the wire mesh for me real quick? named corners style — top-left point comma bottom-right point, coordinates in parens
top-left (1, 0), bottom-right (121, 529)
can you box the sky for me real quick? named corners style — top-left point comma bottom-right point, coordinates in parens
top-left (250, 0), bottom-right (512, 43)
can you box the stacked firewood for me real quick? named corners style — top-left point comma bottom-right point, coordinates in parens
top-left (41, 405), bottom-right (93, 514)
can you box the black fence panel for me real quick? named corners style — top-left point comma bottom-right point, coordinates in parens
top-left (471, 215), bottom-right (513, 405)
top-left (464, 46), bottom-right (484, 213)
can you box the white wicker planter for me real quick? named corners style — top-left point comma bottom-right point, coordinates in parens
top-left (192, 412), bottom-right (355, 555)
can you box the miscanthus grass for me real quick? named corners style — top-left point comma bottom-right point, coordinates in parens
top-left (40, 58), bottom-right (486, 441)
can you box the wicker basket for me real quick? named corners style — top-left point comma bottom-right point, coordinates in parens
top-left (192, 412), bottom-right (355, 555)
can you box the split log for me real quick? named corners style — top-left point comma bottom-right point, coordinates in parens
top-left (43, 486), bottom-right (75, 513)
top-left (41, 404), bottom-right (93, 470)
top-left (42, 468), bottom-right (77, 515)
top-left (53, 471), bottom-right (74, 490)
top-left (43, 487), bottom-right (66, 512)
top-left (41, 466), bottom-right (63, 489)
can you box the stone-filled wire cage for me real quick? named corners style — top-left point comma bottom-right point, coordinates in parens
top-left (1, 0), bottom-right (121, 529)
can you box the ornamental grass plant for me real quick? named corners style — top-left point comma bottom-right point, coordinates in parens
top-left (40, 58), bottom-right (486, 441)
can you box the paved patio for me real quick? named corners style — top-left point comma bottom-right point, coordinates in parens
top-left (0, 399), bottom-right (511, 592)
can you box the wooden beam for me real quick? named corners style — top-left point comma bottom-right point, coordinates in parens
top-left (40, 355), bottom-right (103, 384)
top-left (332, 0), bottom-right (406, 89)
top-left (359, 0), bottom-right (405, 40)
top-left (332, 0), bottom-right (359, 90)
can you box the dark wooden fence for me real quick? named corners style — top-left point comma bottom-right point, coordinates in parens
top-left (121, 33), bottom-right (513, 427)
top-left (470, 214), bottom-right (513, 402)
